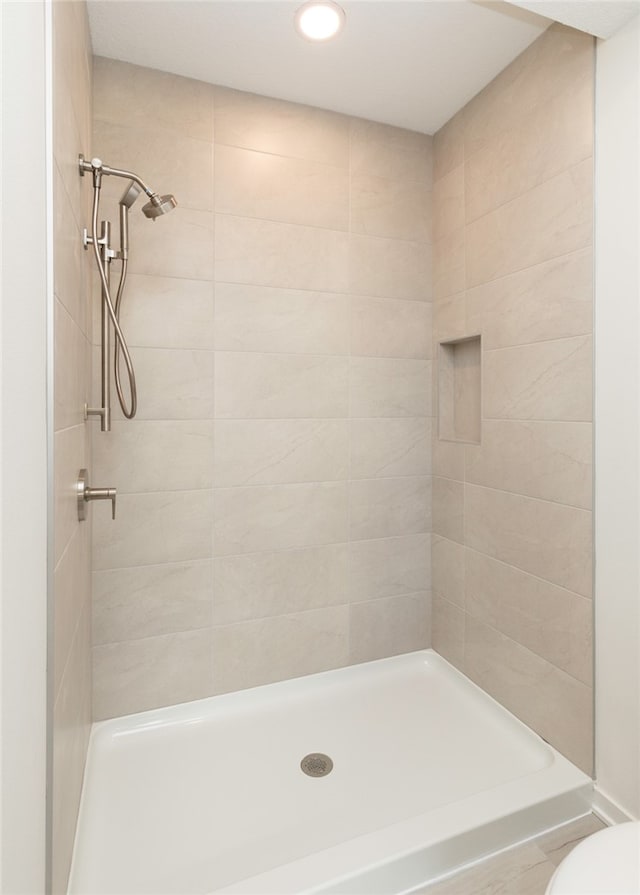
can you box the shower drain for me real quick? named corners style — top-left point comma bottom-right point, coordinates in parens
top-left (300, 753), bottom-right (333, 777)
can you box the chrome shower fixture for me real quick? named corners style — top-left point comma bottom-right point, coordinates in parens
top-left (79, 155), bottom-right (177, 431)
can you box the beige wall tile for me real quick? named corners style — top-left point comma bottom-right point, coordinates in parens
top-left (465, 549), bottom-right (592, 684)
top-left (93, 629), bottom-right (213, 720)
top-left (93, 489), bottom-right (214, 570)
top-left (348, 533), bottom-right (431, 602)
top-left (349, 476), bottom-right (431, 541)
top-left (214, 86), bottom-right (349, 166)
top-left (422, 842), bottom-right (556, 895)
top-left (94, 56), bottom-right (214, 140)
top-left (431, 593), bottom-right (465, 670)
top-left (211, 606), bottom-right (349, 693)
top-left (214, 283), bottom-right (349, 355)
top-left (213, 482), bottom-right (348, 556)
top-left (93, 420), bottom-right (214, 493)
top-left (54, 424), bottom-right (86, 564)
top-left (433, 165), bottom-right (464, 240)
top-left (54, 166), bottom-right (87, 332)
top-left (93, 560), bottom-right (213, 645)
top-left (433, 110), bottom-right (464, 182)
top-left (351, 295), bottom-right (432, 359)
top-left (464, 615), bottom-right (593, 772)
top-left (55, 298), bottom-right (89, 431)
top-left (465, 248), bottom-right (593, 349)
top-left (433, 229), bottom-right (464, 301)
top-left (215, 144), bottom-right (349, 230)
top-left (351, 118), bottom-right (432, 185)
top-left (214, 352), bottom-right (348, 419)
top-left (215, 214), bottom-right (349, 293)
top-left (349, 234), bottom-right (431, 301)
top-left (464, 484), bottom-right (592, 597)
top-left (107, 347), bottom-right (215, 421)
top-left (214, 419), bottom-right (349, 486)
top-left (349, 592), bottom-right (429, 664)
top-left (432, 535), bottom-right (465, 607)
top-left (213, 544), bottom-right (349, 625)
top-left (54, 522), bottom-right (91, 694)
top-left (126, 206), bottom-right (215, 280)
top-left (351, 418), bottom-right (431, 479)
top-left (433, 292), bottom-right (466, 343)
top-left (465, 420), bottom-right (592, 509)
top-left (432, 436), bottom-right (465, 481)
top-left (465, 159), bottom-right (593, 288)
top-left (483, 336), bottom-right (592, 422)
top-left (432, 477), bottom-right (464, 544)
top-left (350, 357), bottom-right (432, 418)
top-left (351, 174), bottom-right (431, 242)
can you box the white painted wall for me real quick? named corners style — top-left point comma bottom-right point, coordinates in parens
top-left (594, 12), bottom-right (640, 822)
top-left (0, 0), bottom-right (51, 890)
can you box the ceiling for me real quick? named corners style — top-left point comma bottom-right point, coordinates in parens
top-left (87, 1), bottom-right (552, 134)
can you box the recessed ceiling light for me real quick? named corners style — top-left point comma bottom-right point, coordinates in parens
top-left (294, 1), bottom-right (346, 42)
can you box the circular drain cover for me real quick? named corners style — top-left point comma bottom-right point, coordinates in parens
top-left (301, 753), bottom-right (333, 777)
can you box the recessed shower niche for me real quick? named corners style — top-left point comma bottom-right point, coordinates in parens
top-left (438, 335), bottom-right (482, 444)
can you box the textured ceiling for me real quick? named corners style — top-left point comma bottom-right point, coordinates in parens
top-left (87, 1), bottom-right (551, 134)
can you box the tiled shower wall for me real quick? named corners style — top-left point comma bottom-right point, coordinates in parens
top-left (91, 58), bottom-right (434, 719)
top-left (52, 1), bottom-right (93, 891)
top-left (431, 23), bottom-right (594, 772)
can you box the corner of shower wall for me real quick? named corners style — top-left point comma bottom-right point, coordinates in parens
top-left (51, 0), bottom-right (94, 891)
top-left (430, 22), bottom-right (595, 774)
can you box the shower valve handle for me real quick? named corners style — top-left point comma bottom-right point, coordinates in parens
top-left (77, 469), bottom-right (117, 521)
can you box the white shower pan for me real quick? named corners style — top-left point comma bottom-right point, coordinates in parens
top-left (68, 650), bottom-right (592, 895)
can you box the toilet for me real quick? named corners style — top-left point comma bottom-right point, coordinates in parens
top-left (545, 821), bottom-right (640, 894)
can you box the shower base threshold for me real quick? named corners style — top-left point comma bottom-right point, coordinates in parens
top-left (68, 650), bottom-right (592, 895)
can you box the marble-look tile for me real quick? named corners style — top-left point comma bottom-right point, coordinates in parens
top-left (433, 110), bottom-right (464, 182)
top-left (431, 593), bottom-right (464, 670)
top-left (214, 352), bottom-right (348, 419)
top-left (483, 336), bottom-right (592, 422)
top-left (214, 144), bottom-right (349, 231)
top-left (432, 477), bottom-right (464, 544)
top-left (464, 615), bottom-right (593, 772)
top-left (54, 424), bottom-right (86, 564)
top-left (350, 418), bottom-right (431, 479)
top-left (215, 214), bottom-right (349, 293)
top-left (464, 484), bottom-right (592, 598)
top-left (213, 481), bottom-right (348, 556)
top-left (53, 165), bottom-right (86, 333)
top-left (213, 544), bottom-right (349, 625)
top-left (465, 420), bottom-right (592, 509)
top-left (214, 283), bottom-right (349, 355)
top-left (431, 535), bottom-right (465, 607)
top-left (94, 56), bottom-right (214, 140)
top-left (465, 159), bottom-right (593, 289)
top-left (351, 174), bottom-right (431, 242)
top-left (348, 533), bottom-right (431, 602)
top-left (126, 206), bottom-right (215, 281)
top-left (53, 521), bottom-right (90, 694)
top-left (431, 436), bottom-right (465, 481)
top-left (433, 164), bottom-right (464, 241)
top-left (349, 592), bottom-right (429, 664)
top-left (92, 489), bottom-right (214, 570)
top-left (432, 292), bottom-right (466, 343)
top-left (108, 347), bottom-right (215, 421)
top-left (351, 295), bottom-right (432, 359)
top-left (92, 560), bottom-right (213, 645)
top-left (55, 298), bottom-right (89, 431)
top-left (433, 229), bottom-right (465, 301)
top-left (93, 420), bottom-right (214, 493)
top-left (536, 815), bottom-right (605, 867)
top-left (349, 476), bottom-right (431, 541)
top-left (92, 629), bottom-right (213, 720)
top-left (350, 357), bottom-right (431, 418)
top-left (465, 549), bottom-right (592, 684)
top-left (213, 419), bottom-right (349, 486)
top-left (465, 249), bottom-right (593, 349)
top-left (349, 234), bottom-right (431, 301)
top-left (211, 606), bottom-right (350, 694)
top-left (351, 118), bottom-right (432, 185)
top-left (214, 86), bottom-right (350, 167)
top-left (420, 842), bottom-right (556, 895)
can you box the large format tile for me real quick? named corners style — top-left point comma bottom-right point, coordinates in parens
top-left (431, 535), bottom-right (465, 607)
top-left (214, 283), bottom-right (349, 355)
top-left (214, 352), bottom-right (348, 419)
top-left (54, 424), bottom-right (86, 565)
top-left (431, 593), bottom-right (464, 670)
top-left (350, 357), bottom-right (431, 418)
top-left (351, 173), bottom-right (431, 242)
top-left (349, 476), bottom-right (431, 541)
top-left (432, 229), bottom-right (464, 301)
top-left (215, 214), bottom-right (349, 293)
top-left (213, 482), bottom-right (348, 556)
top-left (465, 549), bottom-right (592, 684)
top-left (433, 111), bottom-right (464, 182)
top-left (431, 477), bottom-right (464, 544)
top-left (349, 592), bottom-right (429, 664)
top-left (213, 544), bottom-right (349, 625)
top-left (54, 522), bottom-right (90, 694)
top-left (351, 118), bottom-right (432, 184)
top-left (464, 484), bottom-right (592, 598)
top-left (211, 606), bottom-right (350, 694)
top-left (213, 419), bottom-right (349, 486)
top-left (214, 144), bottom-right (349, 230)
top-left (433, 164), bottom-right (464, 241)
top-left (350, 418), bottom-right (431, 479)
top-left (349, 234), bottom-right (431, 301)
top-left (55, 298), bottom-right (89, 431)
top-left (351, 295), bottom-right (432, 359)
top-left (126, 206), bottom-right (215, 280)
top-left (348, 533), bottom-right (431, 602)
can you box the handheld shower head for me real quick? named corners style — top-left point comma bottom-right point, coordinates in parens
top-left (142, 193), bottom-right (178, 220)
top-left (120, 181), bottom-right (142, 209)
